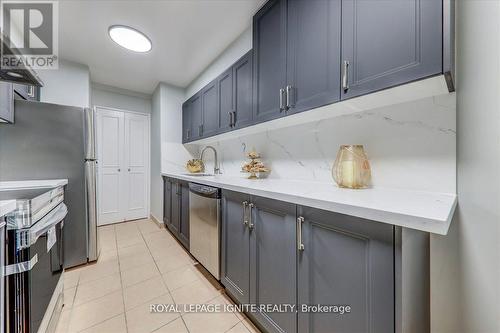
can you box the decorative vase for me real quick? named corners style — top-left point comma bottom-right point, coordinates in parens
top-left (332, 145), bottom-right (371, 189)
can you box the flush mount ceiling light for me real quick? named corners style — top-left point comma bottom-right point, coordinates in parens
top-left (6, 71), bottom-right (24, 78)
top-left (108, 25), bottom-right (152, 53)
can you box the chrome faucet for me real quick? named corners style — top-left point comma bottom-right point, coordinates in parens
top-left (200, 146), bottom-right (221, 175)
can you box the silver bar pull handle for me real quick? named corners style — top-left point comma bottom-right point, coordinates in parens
top-left (27, 85), bottom-right (35, 98)
top-left (342, 61), bottom-right (349, 92)
top-left (279, 88), bottom-right (286, 112)
top-left (286, 85), bottom-right (294, 109)
top-left (3, 254), bottom-right (38, 276)
top-left (231, 111), bottom-right (236, 127)
top-left (228, 112), bottom-right (233, 127)
top-left (297, 216), bottom-right (305, 251)
top-left (248, 203), bottom-right (255, 230)
top-left (242, 201), bottom-right (248, 226)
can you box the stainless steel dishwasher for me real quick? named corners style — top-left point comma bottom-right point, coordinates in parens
top-left (189, 183), bottom-right (221, 280)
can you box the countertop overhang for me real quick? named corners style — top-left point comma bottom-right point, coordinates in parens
top-left (162, 172), bottom-right (457, 235)
top-left (0, 179), bottom-right (68, 191)
top-left (0, 200), bottom-right (16, 218)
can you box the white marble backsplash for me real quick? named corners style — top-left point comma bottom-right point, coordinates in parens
top-left (165, 94), bottom-right (456, 194)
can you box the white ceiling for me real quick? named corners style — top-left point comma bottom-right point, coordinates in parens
top-left (58, 0), bottom-right (265, 94)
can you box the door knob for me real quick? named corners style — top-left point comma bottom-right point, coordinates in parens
top-left (118, 169), bottom-right (121, 172)
top-left (128, 168), bottom-right (131, 172)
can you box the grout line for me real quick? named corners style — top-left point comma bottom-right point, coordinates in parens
top-left (114, 223), bottom-right (130, 333)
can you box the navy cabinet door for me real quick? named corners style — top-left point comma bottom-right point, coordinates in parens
top-left (341, 0), bottom-right (442, 100)
top-left (221, 190), bottom-right (251, 304)
top-left (163, 177), bottom-right (172, 227)
top-left (178, 181), bottom-right (190, 250)
top-left (201, 79), bottom-right (219, 138)
top-left (233, 50), bottom-right (253, 129)
top-left (253, 0), bottom-right (287, 123)
top-left (286, 0), bottom-right (341, 115)
top-left (189, 93), bottom-right (203, 140)
top-left (217, 68), bottom-right (234, 133)
top-left (297, 206), bottom-right (394, 333)
top-left (0, 82), bottom-right (14, 123)
top-left (249, 196), bottom-right (297, 333)
top-left (182, 101), bottom-right (191, 143)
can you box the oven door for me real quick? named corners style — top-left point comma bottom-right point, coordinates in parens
top-left (5, 203), bottom-right (66, 333)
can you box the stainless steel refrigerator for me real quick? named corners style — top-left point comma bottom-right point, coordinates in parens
top-left (0, 99), bottom-right (100, 267)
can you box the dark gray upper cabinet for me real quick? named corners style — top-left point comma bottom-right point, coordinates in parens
top-left (221, 190), bottom-right (251, 305)
top-left (0, 82), bottom-right (14, 123)
top-left (286, 0), bottom-right (341, 115)
top-left (297, 206), bottom-right (394, 333)
top-left (252, 0), bottom-right (287, 122)
top-left (201, 79), bottom-right (219, 137)
top-left (249, 196), bottom-right (297, 333)
top-left (233, 51), bottom-right (254, 129)
top-left (217, 68), bottom-right (234, 133)
top-left (182, 102), bottom-right (190, 143)
top-left (341, 0), bottom-right (442, 100)
top-left (189, 93), bottom-right (203, 141)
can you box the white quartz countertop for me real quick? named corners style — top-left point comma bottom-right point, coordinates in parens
top-left (162, 173), bottom-right (457, 235)
top-left (0, 179), bottom-right (68, 191)
top-left (0, 200), bottom-right (16, 218)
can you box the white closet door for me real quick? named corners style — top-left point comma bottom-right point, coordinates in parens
top-left (96, 108), bottom-right (126, 225)
top-left (124, 112), bottom-right (149, 220)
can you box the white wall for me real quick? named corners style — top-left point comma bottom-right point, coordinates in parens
top-left (430, 2), bottom-right (500, 332)
top-left (150, 85), bottom-right (163, 221)
top-left (37, 59), bottom-right (91, 108)
top-left (91, 83), bottom-right (151, 114)
top-left (185, 26), bottom-right (252, 99)
top-left (150, 82), bottom-right (192, 221)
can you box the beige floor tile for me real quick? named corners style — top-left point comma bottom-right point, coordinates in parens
top-left (116, 234), bottom-right (145, 249)
top-left (137, 219), bottom-right (162, 234)
top-left (64, 270), bottom-right (80, 290)
top-left (155, 255), bottom-right (192, 275)
top-left (123, 276), bottom-right (168, 310)
top-left (68, 290), bottom-right (124, 332)
top-left (226, 322), bottom-right (251, 333)
top-left (144, 232), bottom-right (177, 249)
top-left (121, 261), bottom-right (160, 287)
top-left (126, 294), bottom-right (179, 333)
top-left (241, 318), bottom-right (261, 333)
top-left (182, 311), bottom-right (240, 333)
top-left (79, 314), bottom-right (127, 333)
top-left (78, 260), bottom-right (120, 284)
top-left (55, 309), bottom-right (72, 333)
top-left (64, 287), bottom-right (77, 309)
top-left (154, 317), bottom-right (189, 333)
top-left (118, 242), bottom-right (149, 258)
top-left (162, 265), bottom-right (201, 291)
top-left (74, 273), bottom-right (122, 306)
top-left (119, 251), bottom-right (155, 271)
top-left (98, 248), bottom-right (118, 263)
top-left (170, 279), bottom-right (221, 305)
top-left (209, 294), bottom-right (245, 321)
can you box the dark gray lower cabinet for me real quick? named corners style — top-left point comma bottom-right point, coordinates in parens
top-left (163, 177), bottom-right (189, 250)
top-left (221, 190), bottom-right (251, 305)
top-left (297, 206), bottom-right (394, 333)
top-left (341, 0), bottom-right (442, 100)
top-left (221, 189), bottom-right (396, 333)
top-left (250, 196), bottom-right (297, 333)
top-left (0, 82), bottom-right (14, 123)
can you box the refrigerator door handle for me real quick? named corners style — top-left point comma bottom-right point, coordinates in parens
top-left (85, 161), bottom-right (99, 261)
top-left (84, 107), bottom-right (96, 160)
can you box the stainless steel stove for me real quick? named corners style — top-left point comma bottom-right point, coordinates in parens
top-left (1, 186), bottom-right (66, 333)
